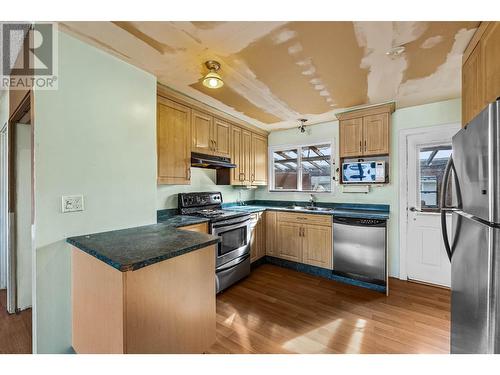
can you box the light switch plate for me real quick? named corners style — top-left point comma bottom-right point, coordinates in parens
top-left (62, 195), bottom-right (84, 213)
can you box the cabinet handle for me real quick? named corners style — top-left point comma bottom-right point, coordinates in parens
top-left (359, 140), bottom-right (362, 152)
top-left (187, 167), bottom-right (191, 180)
top-left (302, 227), bottom-right (305, 237)
top-left (364, 140), bottom-right (367, 151)
top-left (298, 227), bottom-right (302, 237)
top-left (239, 172), bottom-right (245, 181)
top-left (251, 173), bottom-right (255, 182)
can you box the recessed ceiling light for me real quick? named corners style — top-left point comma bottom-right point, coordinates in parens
top-left (202, 60), bottom-right (224, 89)
top-left (386, 46), bottom-right (405, 57)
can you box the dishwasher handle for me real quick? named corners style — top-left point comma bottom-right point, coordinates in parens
top-left (333, 216), bottom-right (386, 227)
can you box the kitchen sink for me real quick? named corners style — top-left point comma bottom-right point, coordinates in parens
top-left (286, 206), bottom-right (331, 212)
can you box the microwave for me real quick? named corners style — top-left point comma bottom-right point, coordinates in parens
top-left (342, 161), bottom-right (386, 184)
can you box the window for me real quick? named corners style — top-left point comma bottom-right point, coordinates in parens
top-left (270, 143), bottom-right (332, 192)
top-left (418, 144), bottom-right (452, 211)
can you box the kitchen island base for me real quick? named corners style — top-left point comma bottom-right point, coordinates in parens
top-left (71, 245), bottom-right (216, 354)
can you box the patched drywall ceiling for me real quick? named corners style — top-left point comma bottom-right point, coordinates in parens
top-left (59, 21), bottom-right (478, 130)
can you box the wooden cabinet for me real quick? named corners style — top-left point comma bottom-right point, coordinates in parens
top-left (337, 103), bottom-right (393, 158)
top-left (213, 118), bottom-right (231, 157)
top-left (302, 224), bottom-right (333, 269)
top-left (230, 125), bottom-right (251, 185)
top-left (339, 118), bottom-right (363, 157)
top-left (250, 212), bottom-right (266, 263)
top-left (275, 212), bottom-right (333, 269)
top-left (157, 97), bottom-right (191, 185)
top-left (191, 110), bottom-right (213, 154)
top-left (462, 22), bottom-right (500, 126)
top-left (276, 221), bottom-right (302, 262)
top-left (265, 211), bottom-right (277, 256)
top-left (363, 113), bottom-right (389, 156)
top-left (483, 23), bottom-right (500, 105)
top-left (157, 84), bottom-right (269, 186)
top-left (251, 133), bottom-right (268, 185)
top-left (191, 111), bottom-right (230, 157)
top-left (180, 222), bottom-right (208, 234)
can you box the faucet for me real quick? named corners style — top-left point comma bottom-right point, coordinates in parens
top-left (308, 194), bottom-right (316, 207)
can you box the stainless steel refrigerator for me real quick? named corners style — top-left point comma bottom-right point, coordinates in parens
top-left (441, 99), bottom-right (500, 354)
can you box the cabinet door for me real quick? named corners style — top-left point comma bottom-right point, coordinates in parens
top-left (265, 211), bottom-right (277, 256)
top-left (483, 22), bottom-right (500, 105)
top-left (250, 213), bottom-right (265, 262)
top-left (302, 224), bottom-right (333, 269)
top-left (339, 118), bottom-right (363, 157)
top-left (241, 130), bottom-right (252, 185)
top-left (192, 110), bottom-right (213, 154)
top-left (462, 43), bottom-right (484, 126)
top-left (251, 133), bottom-right (268, 185)
top-left (157, 97), bottom-right (191, 185)
top-left (213, 118), bottom-right (231, 157)
top-left (362, 113), bottom-right (389, 156)
top-left (276, 222), bottom-right (302, 262)
top-left (230, 125), bottom-right (243, 185)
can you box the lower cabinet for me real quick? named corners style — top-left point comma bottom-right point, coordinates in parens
top-left (180, 222), bottom-right (208, 234)
top-left (276, 222), bottom-right (302, 262)
top-left (302, 224), bottom-right (333, 269)
top-left (250, 212), bottom-right (266, 262)
top-left (265, 211), bottom-right (277, 256)
top-left (275, 212), bottom-right (333, 269)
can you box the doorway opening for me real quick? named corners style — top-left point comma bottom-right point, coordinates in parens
top-left (399, 123), bottom-right (460, 288)
top-left (0, 90), bottom-right (34, 354)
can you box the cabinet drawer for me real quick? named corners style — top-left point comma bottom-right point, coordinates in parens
top-left (277, 212), bottom-right (332, 227)
top-left (180, 222), bottom-right (208, 233)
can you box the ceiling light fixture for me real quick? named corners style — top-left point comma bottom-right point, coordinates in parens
top-left (298, 118), bottom-right (308, 133)
top-left (386, 46), bottom-right (406, 58)
top-left (202, 60), bottom-right (224, 89)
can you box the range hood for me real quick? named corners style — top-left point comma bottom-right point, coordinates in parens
top-left (191, 152), bottom-right (236, 169)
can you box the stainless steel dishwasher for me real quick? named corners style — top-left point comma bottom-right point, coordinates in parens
top-left (333, 216), bottom-right (387, 285)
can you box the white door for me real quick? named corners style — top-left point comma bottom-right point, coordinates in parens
top-left (405, 125), bottom-right (459, 287)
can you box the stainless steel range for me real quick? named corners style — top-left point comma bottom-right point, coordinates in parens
top-left (178, 192), bottom-right (251, 293)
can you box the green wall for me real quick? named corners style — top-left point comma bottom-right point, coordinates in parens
top-left (157, 168), bottom-right (255, 209)
top-left (256, 98), bottom-right (462, 277)
top-left (34, 31), bottom-right (157, 353)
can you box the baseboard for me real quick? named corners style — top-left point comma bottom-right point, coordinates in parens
top-left (263, 256), bottom-right (387, 294)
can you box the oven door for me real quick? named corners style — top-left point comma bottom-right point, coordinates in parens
top-left (212, 216), bottom-right (251, 268)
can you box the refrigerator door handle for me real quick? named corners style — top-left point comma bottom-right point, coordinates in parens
top-left (440, 156), bottom-right (455, 261)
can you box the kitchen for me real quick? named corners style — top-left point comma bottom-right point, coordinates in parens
top-left (0, 5), bottom-right (499, 366)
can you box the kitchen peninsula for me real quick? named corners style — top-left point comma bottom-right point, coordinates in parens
top-left (67, 222), bottom-right (219, 354)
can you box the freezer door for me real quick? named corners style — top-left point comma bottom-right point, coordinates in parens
top-left (451, 211), bottom-right (498, 353)
top-left (452, 100), bottom-right (500, 224)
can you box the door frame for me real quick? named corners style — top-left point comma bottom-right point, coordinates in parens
top-left (398, 122), bottom-right (460, 281)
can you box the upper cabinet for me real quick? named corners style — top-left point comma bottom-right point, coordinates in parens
top-left (157, 97), bottom-right (191, 185)
top-left (338, 118), bottom-right (363, 157)
top-left (230, 125), bottom-right (252, 185)
top-left (462, 22), bottom-right (500, 127)
top-left (192, 110), bottom-right (213, 154)
top-left (251, 133), bottom-right (268, 185)
top-left (191, 110), bottom-right (230, 157)
top-left (157, 84), bottom-right (269, 186)
top-left (337, 103), bottom-right (394, 158)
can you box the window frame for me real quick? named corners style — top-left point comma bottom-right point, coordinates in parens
top-left (268, 141), bottom-right (334, 193)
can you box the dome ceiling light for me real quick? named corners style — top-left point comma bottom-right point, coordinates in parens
top-left (202, 60), bottom-right (224, 89)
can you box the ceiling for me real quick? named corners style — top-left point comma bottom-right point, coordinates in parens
top-left (59, 21), bottom-right (479, 130)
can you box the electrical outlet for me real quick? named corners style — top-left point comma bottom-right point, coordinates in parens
top-left (62, 195), bottom-right (84, 213)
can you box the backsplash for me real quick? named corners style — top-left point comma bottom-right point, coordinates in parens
top-left (157, 167), bottom-right (256, 209)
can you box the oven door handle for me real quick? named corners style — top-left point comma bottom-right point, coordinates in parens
top-left (212, 215), bottom-right (251, 229)
top-left (216, 253), bottom-right (250, 272)
top-left (212, 221), bottom-right (250, 233)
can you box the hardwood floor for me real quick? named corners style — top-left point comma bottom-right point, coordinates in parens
top-left (0, 289), bottom-right (32, 354)
top-left (209, 264), bottom-right (450, 354)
